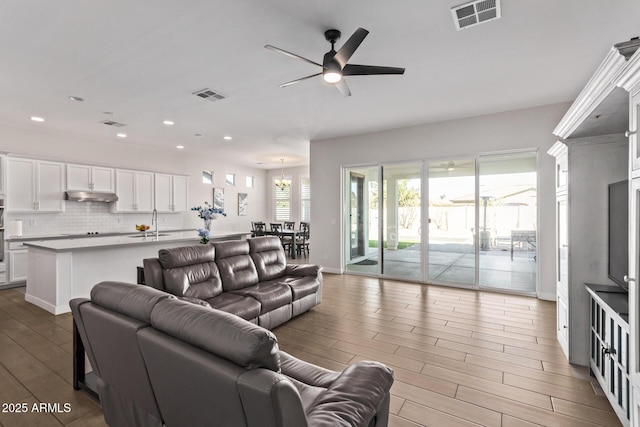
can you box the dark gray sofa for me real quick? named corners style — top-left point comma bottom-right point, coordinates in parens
top-left (143, 236), bottom-right (322, 329)
top-left (70, 281), bottom-right (394, 427)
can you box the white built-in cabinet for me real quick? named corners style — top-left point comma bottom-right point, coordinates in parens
top-left (154, 173), bottom-right (189, 212)
top-left (552, 39), bottom-right (640, 426)
top-left (8, 242), bottom-right (27, 282)
top-left (6, 158), bottom-right (65, 212)
top-left (66, 164), bottom-right (115, 192)
top-left (113, 169), bottom-right (155, 213)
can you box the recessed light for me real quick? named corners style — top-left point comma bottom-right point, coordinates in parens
top-left (223, 136), bottom-right (232, 140)
top-left (163, 120), bottom-right (174, 126)
top-left (116, 133), bottom-right (127, 138)
top-left (68, 96), bottom-right (84, 102)
top-left (176, 145), bottom-right (184, 149)
top-left (194, 133), bottom-right (203, 137)
top-left (30, 116), bottom-right (45, 122)
top-left (102, 111), bottom-right (114, 115)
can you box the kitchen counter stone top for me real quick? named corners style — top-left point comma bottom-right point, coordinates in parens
top-left (22, 230), bottom-right (249, 251)
top-left (7, 229), bottom-right (192, 242)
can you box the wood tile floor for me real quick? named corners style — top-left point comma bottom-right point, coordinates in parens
top-left (0, 274), bottom-right (620, 426)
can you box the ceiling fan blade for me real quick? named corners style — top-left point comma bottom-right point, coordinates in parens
top-left (280, 73), bottom-right (322, 88)
top-left (342, 64), bottom-right (405, 76)
top-left (334, 78), bottom-right (351, 97)
top-left (333, 27), bottom-right (369, 68)
top-left (265, 45), bottom-right (322, 68)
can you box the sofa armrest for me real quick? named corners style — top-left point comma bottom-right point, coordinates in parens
top-left (142, 258), bottom-right (165, 291)
top-left (279, 351), bottom-right (340, 388)
top-left (306, 361), bottom-right (394, 427)
top-left (178, 297), bottom-right (211, 308)
top-left (237, 369), bottom-right (308, 427)
top-left (284, 264), bottom-right (323, 277)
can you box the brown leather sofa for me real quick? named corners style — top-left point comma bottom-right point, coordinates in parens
top-left (143, 236), bottom-right (322, 329)
top-left (71, 281), bottom-right (394, 427)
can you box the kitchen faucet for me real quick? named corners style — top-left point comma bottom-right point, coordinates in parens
top-left (151, 208), bottom-right (158, 237)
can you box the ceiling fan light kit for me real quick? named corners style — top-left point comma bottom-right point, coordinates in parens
top-left (266, 27), bottom-right (405, 97)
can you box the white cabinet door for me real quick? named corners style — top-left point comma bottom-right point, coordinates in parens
top-left (115, 169), bottom-right (136, 212)
top-left (37, 161), bottom-right (65, 212)
top-left (629, 177), bottom-right (640, 411)
top-left (136, 172), bottom-right (155, 212)
top-left (9, 250), bottom-right (28, 282)
top-left (172, 175), bottom-right (189, 212)
top-left (67, 164), bottom-right (114, 192)
top-left (92, 166), bottom-right (115, 192)
top-left (66, 164), bottom-right (92, 191)
top-left (114, 169), bottom-right (155, 212)
top-left (631, 88), bottom-right (640, 173)
top-left (6, 158), bottom-right (36, 211)
top-left (155, 173), bottom-right (173, 212)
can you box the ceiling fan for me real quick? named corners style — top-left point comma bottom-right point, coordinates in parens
top-left (265, 27), bottom-right (405, 97)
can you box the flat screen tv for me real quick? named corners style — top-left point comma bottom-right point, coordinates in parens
top-left (608, 179), bottom-right (629, 291)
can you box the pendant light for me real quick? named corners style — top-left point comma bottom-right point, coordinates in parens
top-left (274, 158), bottom-right (291, 190)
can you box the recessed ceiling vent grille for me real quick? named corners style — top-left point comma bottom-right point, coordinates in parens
top-left (193, 88), bottom-right (226, 102)
top-left (100, 120), bottom-right (127, 127)
top-left (452, 0), bottom-right (501, 31)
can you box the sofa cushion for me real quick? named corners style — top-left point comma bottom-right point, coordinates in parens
top-left (90, 281), bottom-right (175, 322)
top-left (248, 236), bottom-right (287, 281)
top-left (213, 240), bottom-right (259, 291)
top-left (149, 298), bottom-right (280, 372)
top-left (278, 276), bottom-right (320, 300)
top-left (231, 283), bottom-right (292, 314)
top-left (158, 245), bottom-right (223, 300)
top-left (206, 293), bottom-right (261, 321)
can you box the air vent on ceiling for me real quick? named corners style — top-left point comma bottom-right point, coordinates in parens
top-left (100, 120), bottom-right (127, 127)
top-left (452, 0), bottom-right (501, 31)
top-left (193, 88), bottom-right (226, 102)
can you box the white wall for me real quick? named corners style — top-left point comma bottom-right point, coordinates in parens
top-left (310, 102), bottom-right (572, 300)
top-left (0, 123), bottom-right (268, 235)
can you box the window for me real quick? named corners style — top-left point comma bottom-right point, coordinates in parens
top-left (246, 176), bottom-right (255, 188)
top-left (202, 170), bottom-right (213, 184)
top-left (301, 176), bottom-right (311, 222)
top-left (274, 180), bottom-right (291, 221)
top-left (225, 173), bottom-right (235, 186)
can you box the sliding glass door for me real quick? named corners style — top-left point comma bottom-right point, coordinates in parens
top-left (478, 152), bottom-right (537, 292)
top-left (427, 159), bottom-right (476, 286)
top-left (343, 151), bottom-right (537, 295)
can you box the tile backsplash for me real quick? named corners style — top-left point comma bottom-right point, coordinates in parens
top-left (6, 202), bottom-right (190, 237)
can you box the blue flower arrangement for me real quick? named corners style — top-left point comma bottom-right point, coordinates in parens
top-left (191, 201), bottom-right (226, 220)
top-left (192, 202), bottom-right (226, 243)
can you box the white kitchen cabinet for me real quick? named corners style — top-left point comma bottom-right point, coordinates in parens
top-left (67, 164), bottom-right (115, 192)
top-left (6, 158), bottom-right (65, 212)
top-left (155, 173), bottom-right (189, 212)
top-left (8, 249), bottom-right (27, 282)
top-left (113, 169), bottom-right (155, 213)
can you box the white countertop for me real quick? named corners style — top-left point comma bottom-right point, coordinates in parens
top-left (23, 230), bottom-right (250, 252)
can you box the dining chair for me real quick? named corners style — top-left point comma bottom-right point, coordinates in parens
top-left (270, 223), bottom-right (292, 255)
top-left (296, 222), bottom-right (310, 257)
top-left (283, 221), bottom-right (296, 230)
top-left (253, 222), bottom-right (266, 237)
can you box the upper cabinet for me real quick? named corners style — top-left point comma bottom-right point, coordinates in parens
top-left (113, 169), bottom-right (155, 213)
top-left (67, 164), bottom-right (115, 192)
top-left (6, 158), bottom-right (65, 212)
top-left (154, 173), bottom-right (188, 213)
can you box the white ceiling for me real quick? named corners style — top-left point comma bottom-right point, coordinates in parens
top-left (1, 1), bottom-right (639, 169)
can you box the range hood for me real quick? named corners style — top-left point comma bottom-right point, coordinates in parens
top-left (64, 191), bottom-right (119, 203)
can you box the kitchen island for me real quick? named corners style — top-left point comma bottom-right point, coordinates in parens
top-left (24, 230), bottom-right (250, 314)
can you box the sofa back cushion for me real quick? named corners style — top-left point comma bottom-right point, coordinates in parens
top-left (213, 240), bottom-right (259, 291)
top-left (158, 245), bottom-right (223, 300)
top-left (248, 236), bottom-right (287, 281)
top-left (150, 298), bottom-right (280, 371)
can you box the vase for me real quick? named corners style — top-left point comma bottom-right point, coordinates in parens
top-left (204, 218), bottom-right (212, 231)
